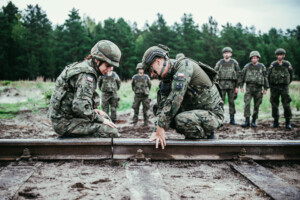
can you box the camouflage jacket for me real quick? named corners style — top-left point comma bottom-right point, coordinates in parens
top-left (268, 60), bottom-right (293, 86)
top-left (98, 71), bottom-right (121, 93)
top-left (240, 62), bottom-right (269, 90)
top-left (155, 58), bottom-right (224, 130)
top-left (215, 58), bottom-right (240, 89)
top-left (48, 59), bottom-right (103, 123)
top-left (131, 74), bottom-right (151, 95)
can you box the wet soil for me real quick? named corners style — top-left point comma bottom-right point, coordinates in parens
top-left (9, 160), bottom-right (300, 200)
top-left (0, 107), bottom-right (299, 140)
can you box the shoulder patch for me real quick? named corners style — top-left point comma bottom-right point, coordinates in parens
top-left (87, 76), bottom-right (94, 82)
top-left (177, 73), bottom-right (185, 77)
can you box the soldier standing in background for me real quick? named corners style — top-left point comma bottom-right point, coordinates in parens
top-left (98, 67), bottom-right (121, 123)
top-left (240, 51), bottom-right (269, 127)
top-left (131, 63), bottom-right (152, 126)
top-left (268, 48), bottom-right (293, 129)
top-left (215, 47), bottom-right (240, 125)
top-left (48, 40), bottom-right (121, 138)
top-left (142, 44), bottom-right (224, 149)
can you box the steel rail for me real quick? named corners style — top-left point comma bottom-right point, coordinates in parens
top-left (0, 138), bottom-right (299, 161)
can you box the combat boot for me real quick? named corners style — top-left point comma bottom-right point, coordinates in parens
top-left (251, 118), bottom-right (257, 127)
top-left (241, 117), bottom-right (250, 127)
top-left (230, 114), bottom-right (237, 125)
top-left (207, 132), bottom-right (215, 139)
top-left (285, 118), bottom-right (292, 130)
top-left (271, 118), bottom-right (279, 128)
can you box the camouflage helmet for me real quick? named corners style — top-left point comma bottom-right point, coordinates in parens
top-left (136, 63), bottom-right (143, 70)
top-left (176, 53), bottom-right (185, 60)
top-left (142, 44), bottom-right (170, 71)
top-left (275, 48), bottom-right (286, 55)
top-left (249, 51), bottom-right (261, 59)
top-left (91, 40), bottom-right (121, 67)
top-left (222, 47), bottom-right (232, 53)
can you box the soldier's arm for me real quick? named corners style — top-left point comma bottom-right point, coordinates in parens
top-left (263, 66), bottom-right (269, 90)
top-left (214, 61), bottom-right (220, 71)
top-left (71, 73), bottom-right (104, 123)
top-left (240, 65), bottom-right (247, 88)
top-left (287, 61), bottom-right (294, 84)
top-left (156, 63), bottom-right (193, 130)
top-left (116, 73), bottom-right (121, 90)
top-left (147, 76), bottom-right (152, 89)
top-left (98, 76), bottom-right (103, 90)
top-left (214, 61), bottom-right (220, 81)
top-left (131, 76), bottom-right (135, 91)
top-left (234, 60), bottom-right (241, 88)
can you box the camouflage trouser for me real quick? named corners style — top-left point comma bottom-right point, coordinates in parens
top-left (270, 85), bottom-right (292, 119)
top-left (221, 89), bottom-right (236, 115)
top-left (132, 94), bottom-right (150, 123)
top-left (174, 110), bottom-right (223, 139)
top-left (244, 84), bottom-right (263, 119)
top-left (102, 92), bottom-right (119, 121)
top-left (51, 117), bottom-right (120, 138)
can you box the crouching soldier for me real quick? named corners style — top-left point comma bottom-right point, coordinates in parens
top-left (142, 44), bottom-right (224, 149)
top-left (48, 40), bottom-right (121, 138)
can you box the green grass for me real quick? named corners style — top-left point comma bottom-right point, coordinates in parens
top-left (223, 81), bottom-right (300, 115)
top-left (0, 81), bottom-right (54, 119)
top-left (1, 80), bottom-right (299, 119)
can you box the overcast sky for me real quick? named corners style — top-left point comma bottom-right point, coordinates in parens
top-left (1, 0), bottom-right (300, 33)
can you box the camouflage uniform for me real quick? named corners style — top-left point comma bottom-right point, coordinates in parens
top-left (268, 48), bottom-right (293, 129)
top-left (131, 64), bottom-right (152, 125)
top-left (48, 40), bottom-right (121, 138)
top-left (99, 71), bottom-right (121, 122)
top-left (215, 58), bottom-right (240, 115)
top-left (240, 52), bottom-right (269, 127)
top-left (143, 45), bottom-right (224, 139)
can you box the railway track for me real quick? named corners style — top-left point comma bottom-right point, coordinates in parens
top-left (0, 138), bottom-right (300, 161)
top-left (1, 138), bottom-right (300, 200)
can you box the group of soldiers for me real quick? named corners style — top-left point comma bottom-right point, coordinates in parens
top-left (215, 47), bottom-right (293, 130)
top-left (48, 39), bottom-right (293, 149)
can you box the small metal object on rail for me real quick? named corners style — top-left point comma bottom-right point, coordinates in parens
top-left (0, 138), bottom-right (299, 161)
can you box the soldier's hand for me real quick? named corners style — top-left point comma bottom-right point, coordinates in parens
top-left (103, 118), bottom-right (117, 128)
top-left (263, 90), bottom-right (267, 95)
top-left (234, 88), bottom-right (239, 94)
top-left (149, 126), bottom-right (166, 149)
top-left (241, 88), bottom-right (244, 93)
top-left (94, 109), bottom-right (107, 117)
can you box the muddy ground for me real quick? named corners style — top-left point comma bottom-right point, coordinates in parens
top-left (0, 160), bottom-right (298, 200)
top-left (0, 107), bottom-right (299, 140)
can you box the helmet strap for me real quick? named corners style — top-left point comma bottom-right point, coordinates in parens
top-left (92, 57), bottom-right (103, 76)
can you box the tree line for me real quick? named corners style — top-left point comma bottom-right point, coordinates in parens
top-left (1, 1), bottom-right (300, 81)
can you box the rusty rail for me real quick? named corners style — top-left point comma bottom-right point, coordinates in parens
top-left (0, 138), bottom-right (299, 161)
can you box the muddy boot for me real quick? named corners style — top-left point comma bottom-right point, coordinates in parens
top-left (241, 117), bottom-right (250, 127)
top-left (251, 117), bottom-right (257, 127)
top-left (271, 118), bottom-right (279, 128)
top-left (207, 132), bottom-right (214, 139)
top-left (285, 118), bottom-right (292, 130)
top-left (229, 114), bottom-right (237, 125)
